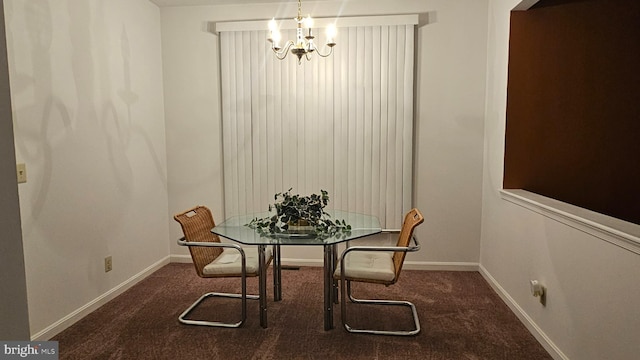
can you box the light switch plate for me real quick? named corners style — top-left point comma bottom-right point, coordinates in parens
top-left (105, 256), bottom-right (112, 272)
top-left (17, 163), bottom-right (27, 183)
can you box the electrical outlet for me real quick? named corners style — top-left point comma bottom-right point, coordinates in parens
top-left (105, 256), bottom-right (113, 272)
top-left (17, 163), bottom-right (27, 183)
top-left (530, 280), bottom-right (546, 306)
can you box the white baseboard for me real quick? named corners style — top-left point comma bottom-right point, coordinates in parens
top-left (170, 254), bottom-right (193, 263)
top-left (478, 264), bottom-right (567, 360)
top-left (31, 256), bottom-right (171, 341)
top-left (281, 259), bottom-right (479, 271)
top-left (278, 258), bottom-right (324, 267)
top-left (170, 255), bottom-right (479, 272)
top-left (403, 261), bottom-right (479, 271)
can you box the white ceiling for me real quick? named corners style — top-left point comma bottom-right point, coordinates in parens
top-left (149, 0), bottom-right (310, 7)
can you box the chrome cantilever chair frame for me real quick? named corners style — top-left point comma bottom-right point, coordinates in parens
top-left (339, 235), bottom-right (421, 336)
top-left (177, 238), bottom-right (260, 328)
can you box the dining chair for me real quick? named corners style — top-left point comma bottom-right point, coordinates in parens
top-left (174, 205), bottom-right (273, 328)
top-left (334, 208), bottom-right (424, 336)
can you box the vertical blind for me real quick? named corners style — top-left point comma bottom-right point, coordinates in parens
top-left (218, 16), bottom-right (417, 229)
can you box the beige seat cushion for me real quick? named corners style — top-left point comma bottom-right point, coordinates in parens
top-left (334, 251), bottom-right (396, 282)
top-left (203, 246), bottom-right (273, 276)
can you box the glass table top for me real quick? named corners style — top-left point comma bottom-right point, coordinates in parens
top-left (212, 210), bottom-right (382, 245)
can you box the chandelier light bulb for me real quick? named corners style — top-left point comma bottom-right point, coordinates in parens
top-left (303, 16), bottom-right (314, 29)
top-left (272, 30), bottom-right (282, 46)
top-left (326, 24), bottom-right (337, 44)
top-left (268, 18), bottom-right (278, 32)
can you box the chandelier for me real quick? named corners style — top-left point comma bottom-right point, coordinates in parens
top-left (267, 0), bottom-right (337, 64)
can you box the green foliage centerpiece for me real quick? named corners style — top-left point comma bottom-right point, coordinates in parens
top-left (247, 188), bottom-right (351, 238)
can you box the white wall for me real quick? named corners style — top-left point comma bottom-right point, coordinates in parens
top-left (162, 0), bottom-right (488, 265)
top-left (0, 0), bottom-right (30, 340)
top-left (481, 1), bottom-right (640, 359)
top-left (4, 0), bottom-right (169, 338)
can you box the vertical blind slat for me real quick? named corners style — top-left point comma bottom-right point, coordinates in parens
top-left (220, 33), bottom-right (234, 217)
top-left (395, 26), bottom-right (405, 227)
top-left (230, 32), bottom-right (240, 216)
top-left (386, 25), bottom-right (398, 226)
top-left (250, 31), bottom-right (261, 212)
top-left (265, 30), bottom-right (276, 201)
top-left (363, 27), bottom-right (373, 217)
top-left (402, 25), bottom-right (415, 217)
top-left (335, 36), bottom-right (347, 212)
top-left (372, 26), bottom-right (382, 223)
top-left (347, 27), bottom-right (357, 211)
top-left (379, 26), bottom-right (390, 227)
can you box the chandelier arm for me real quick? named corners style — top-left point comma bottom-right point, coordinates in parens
top-left (313, 44), bottom-right (334, 58)
top-left (272, 41), bottom-right (296, 60)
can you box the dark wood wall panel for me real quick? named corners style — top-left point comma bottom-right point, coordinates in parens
top-left (504, 0), bottom-right (640, 224)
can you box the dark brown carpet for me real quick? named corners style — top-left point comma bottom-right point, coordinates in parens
top-left (53, 264), bottom-right (552, 359)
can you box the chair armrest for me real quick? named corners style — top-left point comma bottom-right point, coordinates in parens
top-left (177, 237), bottom-right (247, 264)
top-left (341, 235), bottom-right (420, 257)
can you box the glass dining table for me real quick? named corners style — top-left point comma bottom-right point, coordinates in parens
top-left (211, 210), bottom-right (382, 331)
